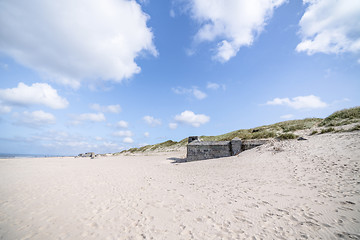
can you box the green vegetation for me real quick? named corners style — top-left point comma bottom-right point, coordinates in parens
top-left (199, 118), bottom-right (320, 142)
top-left (148, 140), bottom-right (177, 150)
top-left (118, 119), bottom-right (317, 154)
top-left (349, 124), bottom-right (360, 131)
top-left (120, 140), bottom-right (178, 153)
top-left (277, 133), bottom-right (298, 140)
top-left (320, 127), bottom-right (336, 134)
top-left (271, 118), bottom-right (322, 132)
top-left (340, 124), bottom-right (360, 132)
top-left (251, 130), bottom-right (277, 139)
top-left (320, 106), bottom-right (360, 127)
top-left (310, 130), bottom-right (318, 135)
top-left (116, 107), bottom-right (360, 154)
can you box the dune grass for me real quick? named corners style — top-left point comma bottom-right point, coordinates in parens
top-left (320, 127), bottom-right (336, 134)
top-left (117, 107), bottom-right (360, 154)
top-left (349, 124), bottom-right (360, 131)
top-left (118, 119), bottom-right (317, 154)
top-left (310, 130), bottom-right (318, 135)
top-left (320, 106), bottom-right (360, 127)
top-left (277, 133), bottom-right (299, 140)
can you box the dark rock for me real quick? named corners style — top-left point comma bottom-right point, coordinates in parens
top-left (188, 136), bottom-right (202, 144)
top-left (78, 152), bottom-right (95, 158)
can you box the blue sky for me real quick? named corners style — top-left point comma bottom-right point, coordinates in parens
top-left (0, 0), bottom-right (359, 155)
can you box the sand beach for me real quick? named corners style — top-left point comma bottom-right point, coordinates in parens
top-left (1, 1), bottom-right (359, 239)
top-left (0, 131), bottom-right (359, 239)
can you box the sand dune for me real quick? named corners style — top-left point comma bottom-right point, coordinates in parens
top-left (0, 131), bottom-right (359, 239)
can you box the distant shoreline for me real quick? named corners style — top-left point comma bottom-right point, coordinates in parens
top-left (0, 153), bottom-right (70, 159)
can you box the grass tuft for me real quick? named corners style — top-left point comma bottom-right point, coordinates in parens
top-left (277, 133), bottom-right (298, 140)
top-left (310, 130), bottom-right (318, 135)
top-left (320, 127), bottom-right (336, 134)
top-left (320, 106), bottom-right (360, 127)
top-left (348, 124), bottom-right (360, 132)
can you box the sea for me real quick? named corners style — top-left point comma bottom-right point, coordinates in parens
top-left (0, 153), bottom-right (67, 159)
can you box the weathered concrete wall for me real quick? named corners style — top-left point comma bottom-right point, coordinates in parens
top-left (186, 137), bottom-right (269, 161)
top-left (230, 137), bottom-right (242, 156)
top-left (187, 141), bottom-right (232, 161)
top-left (78, 152), bottom-right (95, 158)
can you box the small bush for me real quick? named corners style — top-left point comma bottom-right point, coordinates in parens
top-left (348, 124), bottom-right (360, 132)
top-left (310, 130), bottom-right (318, 135)
top-left (128, 147), bottom-right (139, 153)
top-left (138, 145), bottom-right (152, 152)
top-left (277, 133), bottom-right (298, 140)
top-left (320, 127), bottom-right (336, 134)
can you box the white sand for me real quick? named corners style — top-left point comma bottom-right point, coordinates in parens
top-left (0, 131), bottom-right (359, 239)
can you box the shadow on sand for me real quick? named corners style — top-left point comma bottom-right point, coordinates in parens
top-left (167, 157), bottom-right (187, 164)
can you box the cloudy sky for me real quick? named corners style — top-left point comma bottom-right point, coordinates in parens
top-left (0, 0), bottom-right (359, 155)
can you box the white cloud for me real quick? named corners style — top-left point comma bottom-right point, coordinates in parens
top-left (144, 132), bottom-right (150, 137)
top-left (123, 137), bottom-right (134, 144)
top-left (266, 95), bottom-right (328, 109)
top-left (207, 82), bottom-right (220, 90)
top-left (296, 0), bottom-right (360, 55)
top-left (280, 114), bottom-right (294, 119)
top-left (331, 97), bottom-right (351, 105)
top-left (116, 120), bottom-right (129, 128)
top-left (207, 82), bottom-right (226, 90)
top-left (101, 141), bottom-right (122, 150)
top-left (215, 40), bottom-right (237, 62)
top-left (26, 130), bottom-right (125, 155)
top-left (0, 82), bottom-right (68, 109)
top-left (90, 104), bottom-right (121, 113)
top-left (169, 123), bottom-right (178, 129)
top-left (14, 110), bottom-right (56, 127)
top-left (185, 48), bottom-right (196, 56)
top-left (187, 0), bottom-right (286, 62)
top-left (0, 103), bottom-right (11, 114)
top-left (192, 88), bottom-right (207, 100)
top-left (143, 115), bottom-right (162, 127)
top-left (0, 0), bottom-right (157, 88)
top-left (113, 130), bottom-right (133, 137)
top-left (72, 113), bottom-right (106, 125)
top-left (174, 110), bottom-right (210, 127)
top-left (172, 87), bottom-right (187, 95)
top-left (172, 86), bottom-right (207, 100)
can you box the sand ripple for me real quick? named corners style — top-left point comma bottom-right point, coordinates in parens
top-left (0, 131), bottom-right (359, 239)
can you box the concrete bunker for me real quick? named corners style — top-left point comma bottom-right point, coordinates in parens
top-left (77, 152), bottom-right (95, 158)
top-left (186, 137), bottom-right (268, 161)
top-left (187, 137), bottom-right (242, 161)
